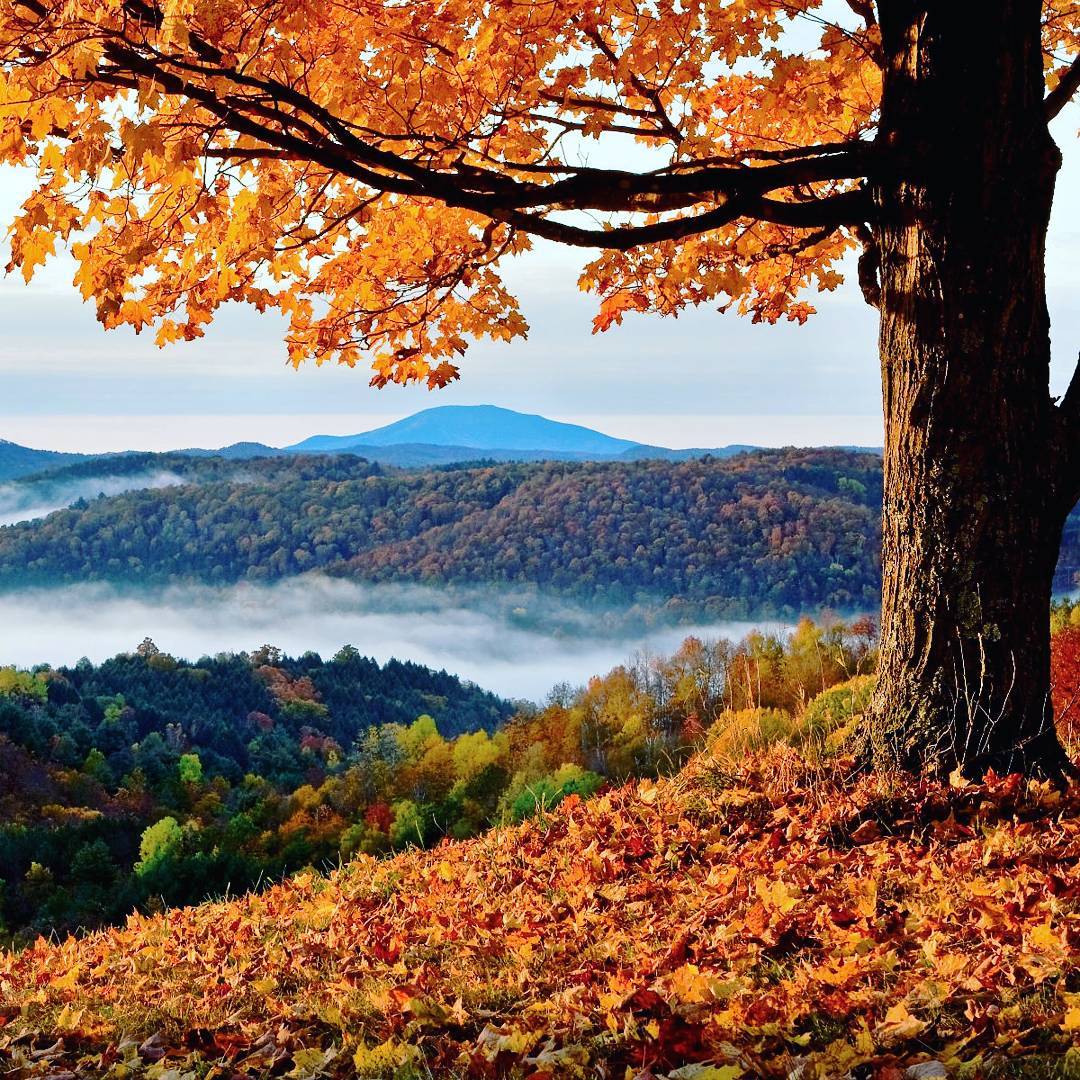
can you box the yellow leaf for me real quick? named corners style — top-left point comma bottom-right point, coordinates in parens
top-left (40, 141), bottom-right (65, 177)
top-left (1028, 920), bottom-right (1063, 954)
top-left (353, 1041), bottom-right (419, 1074)
top-left (51, 965), bottom-right (82, 991)
top-left (854, 1018), bottom-right (874, 1054)
top-left (813, 959), bottom-right (863, 987)
top-left (667, 1067), bottom-right (743, 1080)
top-left (854, 877), bottom-right (878, 918)
top-left (755, 876), bottom-right (799, 914)
top-left (876, 1002), bottom-right (927, 1044)
top-left (289, 1047), bottom-right (333, 1078)
top-left (54, 1003), bottom-right (84, 1031)
top-left (161, 0), bottom-right (194, 46)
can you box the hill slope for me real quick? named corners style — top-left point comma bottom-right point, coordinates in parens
top-left (288, 404), bottom-right (644, 455)
top-left (0, 439), bottom-right (90, 482)
top-left (0, 641), bottom-right (512, 940)
top-left (5, 448), bottom-right (1080, 610)
top-left (5, 754), bottom-right (1080, 1076)
top-left (0, 450), bottom-right (884, 615)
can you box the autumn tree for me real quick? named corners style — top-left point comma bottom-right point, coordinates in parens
top-left (0, 1), bottom-right (1078, 775)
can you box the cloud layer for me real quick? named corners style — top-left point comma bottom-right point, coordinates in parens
top-left (0, 576), bottom-right (779, 702)
top-left (0, 470), bottom-right (188, 526)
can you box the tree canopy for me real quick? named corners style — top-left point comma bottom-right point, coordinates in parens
top-left (0, 1), bottom-right (1074, 387)
top-left (0, 450), bottom-right (884, 613)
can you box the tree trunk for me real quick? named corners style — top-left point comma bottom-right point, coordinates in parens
top-left (866, 0), bottom-right (1073, 777)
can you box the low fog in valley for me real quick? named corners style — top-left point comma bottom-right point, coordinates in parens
top-left (0, 470), bottom-right (188, 526)
top-left (0, 576), bottom-right (778, 701)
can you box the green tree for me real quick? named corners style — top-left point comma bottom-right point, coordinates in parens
top-left (0, 668), bottom-right (47, 703)
top-left (135, 817), bottom-right (183, 878)
top-left (71, 840), bottom-right (118, 888)
top-left (178, 753), bottom-right (203, 786)
top-left (83, 747), bottom-right (114, 787)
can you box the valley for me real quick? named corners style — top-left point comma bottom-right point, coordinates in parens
top-left (0, 0), bottom-right (1078, 1071)
top-left (0, 579), bottom-right (772, 702)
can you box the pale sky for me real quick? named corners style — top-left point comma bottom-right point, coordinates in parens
top-left (0, 104), bottom-right (1076, 454)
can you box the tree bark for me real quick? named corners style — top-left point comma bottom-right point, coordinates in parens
top-left (866, 0), bottom-right (1074, 777)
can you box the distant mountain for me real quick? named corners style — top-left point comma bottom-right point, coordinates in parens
top-left (0, 439), bottom-right (91, 482)
top-left (291, 442), bottom-right (604, 468)
top-left (180, 441), bottom-right (283, 460)
top-left (617, 444), bottom-right (760, 462)
top-left (184, 438), bottom-right (613, 468)
top-left (6, 406), bottom-right (879, 480)
top-left (288, 404), bottom-right (644, 456)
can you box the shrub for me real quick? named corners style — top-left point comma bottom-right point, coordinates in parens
top-left (508, 764), bottom-right (603, 823)
top-left (708, 708), bottom-right (796, 758)
top-left (794, 675), bottom-right (877, 757)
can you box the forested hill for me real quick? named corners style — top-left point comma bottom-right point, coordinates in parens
top-left (0, 641), bottom-right (510, 940)
top-left (0, 449), bottom-right (885, 615)
top-left (8, 643), bottom-right (511, 788)
top-left (0, 438), bottom-right (88, 481)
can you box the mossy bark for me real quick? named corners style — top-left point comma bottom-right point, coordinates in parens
top-left (866, 1), bottom-right (1073, 777)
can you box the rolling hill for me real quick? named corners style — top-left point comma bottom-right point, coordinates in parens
top-left (5, 447), bottom-right (1078, 610)
top-left (0, 439), bottom-right (90, 482)
top-left (0, 450), bottom-right (885, 616)
top-left (0, 639), bottom-right (513, 941)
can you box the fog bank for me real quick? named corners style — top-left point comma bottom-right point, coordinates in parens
top-left (0, 577), bottom-right (780, 702)
top-left (0, 470), bottom-right (188, 527)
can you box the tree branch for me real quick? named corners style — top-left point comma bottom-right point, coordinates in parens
top-left (93, 27), bottom-right (881, 220)
top-left (1060, 352), bottom-right (1080, 427)
top-left (1046, 55), bottom-right (1080, 121)
top-left (843, 0), bottom-right (878, 28)
top-left (9, 0), bottom-right (877, 251)
top-left (490, 190), bottom-right (872, 250)
top-left (501, 148), bottom-right (874, 212)
top-left (853, 223), bottom-right (881, 308)
top-left (171, 23), bottom-right (875, 209)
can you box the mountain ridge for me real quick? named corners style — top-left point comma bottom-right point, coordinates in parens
top-left (287, 403), bottom-right (644, 455)
top-left (0, 439), bottom-right (91, 482)
top-left (0, 450), bottom-right (886, 616)
top-left (6, 405), bottom-right (883, 478)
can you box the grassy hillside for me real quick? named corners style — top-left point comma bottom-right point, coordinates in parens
top-left (6, 617), bottom-right (1080, 1075)
top-left (4, 744), bottom-right (1080, 1077)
